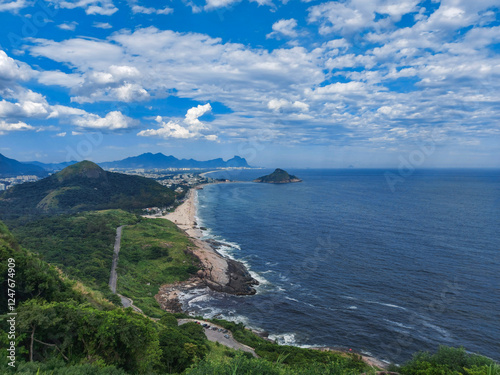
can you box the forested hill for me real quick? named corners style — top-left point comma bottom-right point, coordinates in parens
top-left (0, 161), bottom-right (175, 220)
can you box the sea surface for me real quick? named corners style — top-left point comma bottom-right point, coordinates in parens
top-left (180, 169), bottom-right (500, 364)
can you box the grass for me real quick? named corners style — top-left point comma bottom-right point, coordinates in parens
top-left (117, 217), bottom-right (201, 317)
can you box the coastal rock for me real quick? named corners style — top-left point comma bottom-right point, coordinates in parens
top-left (200, 258), bottom-right (259, 295)
top-left (201, 239), bottom-right (259, 295)
top-left (155, 278), bottom-right (204, 313)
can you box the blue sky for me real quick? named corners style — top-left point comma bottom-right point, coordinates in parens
top-left (0, 0), bottom-right (499, 168)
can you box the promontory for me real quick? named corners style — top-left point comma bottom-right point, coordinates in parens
top-left (254, 168), bottom-right (302, 183)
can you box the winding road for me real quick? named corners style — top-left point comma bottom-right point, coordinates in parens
top-left (108, 225), bottom-right (125, 293)
top-left (108, 226), bottom-right (145, 314)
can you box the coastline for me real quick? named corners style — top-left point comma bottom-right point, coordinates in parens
top-left (146, 182), bottom-right (389, 370)
top-left (145, 183), bottom-right (258, 313)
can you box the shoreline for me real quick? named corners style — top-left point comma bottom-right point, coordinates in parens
top-left (146, 183), bottom-right (259, 312)
top-left (147, 183), bottom-right (389, 370)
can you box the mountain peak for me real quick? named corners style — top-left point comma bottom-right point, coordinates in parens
top-left (56, 160), bottom-right (106, 182)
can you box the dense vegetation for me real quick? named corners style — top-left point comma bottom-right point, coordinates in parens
top-left (0, 221), bottom-right (211, 374)
top-left (11, 210), bottom-right (139, 298)
top-left (10, 210), bottom-right (201, 315)
top-left (0, 161), bottom-right (175, 220)
top-left (117, 218), bottom-right (201, 317)
top-left (390, 346), bottom-right (500, 375)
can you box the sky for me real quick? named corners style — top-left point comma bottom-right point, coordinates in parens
top-left (0, 0), bottom-right (499, 168)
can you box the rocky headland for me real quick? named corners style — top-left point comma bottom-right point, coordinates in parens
top-left (149, 185), bottom-right (258, 313)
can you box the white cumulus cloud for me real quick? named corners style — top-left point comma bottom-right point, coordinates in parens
top-left (267, 19), bottom-right (299, 39)
top-left (93, 22), bottom-right (112, 29)
top-left (138, 104), bottom-right (216, 140)
top-left (0, 119), bottom-right (34, 134)
top-left (71, 111), bottom-right (137, 130)
top-left (0, 0), bottom-right (30, 13)
top-left (57, 22), bottom-right (78, 31)
top-left (268, 99), bottom-right (309, 112)
top-left (131, 5), bottom-right (173, 14)
top-left (50, 0), bottom-right (118, 15)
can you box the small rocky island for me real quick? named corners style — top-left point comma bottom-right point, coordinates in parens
top-left (254, 168), bottom-right (302, 183)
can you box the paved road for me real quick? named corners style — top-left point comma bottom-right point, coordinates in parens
top-left (178, 319), bottom-right (257, 357)
top-left (118, 293), bottom-right (144, 313)
top-left (108, 225), bottom-right (125, 293)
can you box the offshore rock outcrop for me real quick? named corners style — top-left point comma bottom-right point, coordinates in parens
top-left (254, 168), bottom-right (302, 184)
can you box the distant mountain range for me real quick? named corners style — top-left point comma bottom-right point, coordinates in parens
top-left (100, 153), bottom-right (251, 170)
top-left (0, 153), bottom-right (48, 177)
top-left (0, 152), bottom-right (251, 177)
top-left (0, 161), bottom-right (176, 218)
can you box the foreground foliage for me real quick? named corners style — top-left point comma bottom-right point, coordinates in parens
top-left (392, 346), bottom-right (500, 375)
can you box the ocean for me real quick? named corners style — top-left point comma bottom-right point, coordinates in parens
top-left (180, 169), bottom-right (500, 364)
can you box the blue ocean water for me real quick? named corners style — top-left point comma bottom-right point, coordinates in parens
top-left (183, 169), bottom-right (500, 364)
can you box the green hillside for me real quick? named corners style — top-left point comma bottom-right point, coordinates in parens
top-left (11, 208), bottom-right (202, 317)
top-left (11, 210), bottom-right (139, 296)
top-left (0, 161), bottom-right (175, 220)
top-left (117, 218), bottom-right (201, 317)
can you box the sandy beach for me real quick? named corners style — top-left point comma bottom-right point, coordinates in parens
top-left (160, 185), bottom-right (206, 237)
top-left (156, 185), bottom-right (230, 287)
top-left (145, 184), bottom-right (258, 313)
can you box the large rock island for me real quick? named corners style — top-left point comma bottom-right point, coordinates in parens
top-left (254, 168), bottom-right (302, 184)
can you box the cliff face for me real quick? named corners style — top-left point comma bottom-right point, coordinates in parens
top-left (254, 168), bottom-right (302, 184)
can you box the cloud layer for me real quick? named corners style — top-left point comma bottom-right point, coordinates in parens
top-left (0, 0), bottom-right (499, 165)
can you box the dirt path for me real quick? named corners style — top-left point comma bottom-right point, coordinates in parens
top-left (178, 319), bottom-right (257, 357)
top-left (108, 225), bottom-right (125, 293)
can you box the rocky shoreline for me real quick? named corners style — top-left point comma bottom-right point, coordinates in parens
top-left (150, 185), bottom-right (258, 313)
